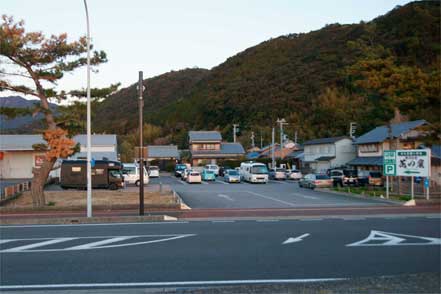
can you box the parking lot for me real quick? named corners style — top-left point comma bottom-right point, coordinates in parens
top-left (148, 174), bottom-right (393, 209)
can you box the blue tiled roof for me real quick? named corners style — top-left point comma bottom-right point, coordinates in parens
top-left (303, 136), bottom-right (349, 146)
top-left (0, 135), bottom-right (45, 150)
top-left (246, 151), bottom-right (260, 159)
top-left (220, 143), bottom-right (245, 154)
top-left (147, 145), bottom-right (180, 159)
top-left (347, 156), bottom-right (383, 166)
top-left (189, 131), bottom-right (222, 142)
top-left (431, 145), bottom-right (441, 159)
top-left (355, 120), bottom-right (427, 145)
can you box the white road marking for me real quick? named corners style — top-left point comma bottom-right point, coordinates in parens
top-left (347, 230), bottom-right (441, 247)
top-left (291, 193), bottom-right (319, 200)
top-left (65, 236), bottom-right (134, 250)
top-left (200, 181), bottom-right (208, 185)
top-left (341, 217), bottom-right (366, 221)
top-left (0, 221), bottom-right (189, 229)
top-left (0, 278), bottom-right (347, 290)
top-left (282, 233), bottom-right (310, 245)
top-left (269, 180), bottom-right (283, 184)
top-left (217, 194), bottom-right (234, 201)
top-left (0, 239), bottom-right (15, 245)
top-left (0, 234), bottom-right (196, 253)
top-left (1, 237), bottom-right (76, 253)
top-left (215, 180), bottom-right (229, 185)
top-left (245, 191), bottom-right (296, 207)
top-left (300, 218), bottom-right (323, 221)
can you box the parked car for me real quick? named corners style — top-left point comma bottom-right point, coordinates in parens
top-left (269, 168), bottom-right (287, 180)
top-left (186, 171), bottom-right (202, 184)
top-left (358, 170), bottom-right (384, 186)
top-left (148, 166), bottom-right (159, 178)
top-left (329, 169), bottom-right (358, 187)
top-left (174, 164), bottom-right (187, 177)
top-left (299, 174), bottom-right (333, 189)
top-left (201, 169), bottom-right (216, 181)
top-left (224, 169), bottom-right (241, 183)
top-left (122, 163), bottom-right (149, 186)
top-left (219, 166), bottom-right (231, 177)
top-left (287, 169), bottom-right (302, 180)
top-left (182, 169), bottom-right (191, 181)
top-left (205, 164), bottom-right (220, 176)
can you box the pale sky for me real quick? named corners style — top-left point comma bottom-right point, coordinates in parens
top-left (2, 0), bottom-right (412, 96)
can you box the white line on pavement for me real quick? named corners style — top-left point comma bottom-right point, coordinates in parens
top-left (0, 278), bottom-right (348, 290)
top-left (300, 218), bottom-right (323, 221)
top-left (1, 237), bottom-right (76, 253)
top-left (215, 180), bottom-right (229, 185)
top-left (245, 191), bottom-right (296, 207)
top-left (200, 181), bottom-right (208, 185)
top-left (291, 193), bottom-right (319, 200)
top-left (217, 194), bottom-right (235, 201)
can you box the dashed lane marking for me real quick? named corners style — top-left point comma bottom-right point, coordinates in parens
top-left (215, 180), bottom-right (229, 185)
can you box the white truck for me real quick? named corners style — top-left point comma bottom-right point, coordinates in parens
top-left (239, 162), bottom-right (269, 183)
top-left (122, 163), bottom-right (149, 186)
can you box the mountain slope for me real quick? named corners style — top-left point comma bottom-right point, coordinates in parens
top-left (93, 68), bottom-right (209, 134)
top-left (149, 1), bottom-right (440, 144)
top-left (0, 96), bottom-right (58, 133)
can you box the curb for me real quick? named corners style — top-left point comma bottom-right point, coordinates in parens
top-left (173, 190), bottom-right (191, 210)
top-left (315, 188), bottom-right (404, 205)
top-left (0, 214), bottom-right (177, 225)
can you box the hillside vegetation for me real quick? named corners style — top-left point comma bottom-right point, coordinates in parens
top-left (74, 1), bottom-right (441, 157)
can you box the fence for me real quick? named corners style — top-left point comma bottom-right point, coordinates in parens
top-left (389, 176), bottom-right (440, 198)
top-left (0, 181), bottom-right (32, 204)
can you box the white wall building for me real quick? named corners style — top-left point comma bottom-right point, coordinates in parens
top-left (0, 134), bottom-right (117, 179)
top-left (303, 136), bottom-right (356, 173)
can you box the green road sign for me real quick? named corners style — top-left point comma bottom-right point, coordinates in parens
top-left (383, 150), bottom-right (396, 176)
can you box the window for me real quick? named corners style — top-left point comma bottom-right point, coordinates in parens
top-left (123, 167), bottom-right (136, 175)
top-left (359, 144), bottom-right (379, 153)
top-left (92, 169), bottom-right (104, 176)
top-left (72, 167), bottom-right (81, 172)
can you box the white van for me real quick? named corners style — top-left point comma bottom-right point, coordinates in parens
top-left (239, 162), bottom-right (269, 183)
top-left (122, 163), bottom-right (149, 186)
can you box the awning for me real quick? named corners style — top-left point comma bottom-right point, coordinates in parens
top-left (315, 156), bottom-right (335, 161)
top-left (347, 156), bottom-right (383, 166)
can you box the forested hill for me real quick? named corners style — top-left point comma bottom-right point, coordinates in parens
top-left (97, 1), bottom-right (440, 150)
top-left (93, 68), bottom-right (209, 134)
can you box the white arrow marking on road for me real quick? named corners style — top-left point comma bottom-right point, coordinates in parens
top-left (217, 194), bottom-right (234, 201)
top-left (347, 230), bottom-right (441, 247)
top-left (282, 233), bottom-right (310, 245)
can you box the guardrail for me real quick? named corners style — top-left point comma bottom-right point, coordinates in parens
top-left (0, 181), bottom-right (32, 205)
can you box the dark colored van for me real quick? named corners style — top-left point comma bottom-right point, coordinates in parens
top-left (60, 160), bottom-right (124, 190)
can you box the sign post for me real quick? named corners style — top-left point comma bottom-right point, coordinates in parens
top-left (383, 149), bottom-right (431, 199)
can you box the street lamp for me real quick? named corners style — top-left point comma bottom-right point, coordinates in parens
top-left (84, 0), bottom-right (92, 217)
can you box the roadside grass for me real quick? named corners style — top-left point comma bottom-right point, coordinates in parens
top-left (332, 186), bottom-right (411, 202)
top-left (2, 189), bottom-right (179, 209)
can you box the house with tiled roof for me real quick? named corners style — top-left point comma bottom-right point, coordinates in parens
top-left (188, 131), bottom-right (245, 166)
top-left (347, 120), bottom-right (428, 171)
top-left (303, 136), bottom-right (355, 173)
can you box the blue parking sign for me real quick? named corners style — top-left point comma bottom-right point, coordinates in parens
top-left (424, 178), bottom-right (429, 188)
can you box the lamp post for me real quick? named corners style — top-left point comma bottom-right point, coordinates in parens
top-left (83, 0), bottom-right (92, 217)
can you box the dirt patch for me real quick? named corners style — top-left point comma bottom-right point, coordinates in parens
top-left (3, 189), bottom-right (179, 209)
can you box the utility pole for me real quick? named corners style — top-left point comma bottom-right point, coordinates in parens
top-left (386, 122), bottom-right (393, 199)
top-left (233, 124), bottom-right (239, 143)
top-left (271, 127), bottom-right (275, 169)
top-left (294, 131), bottom-right (298, 145)
top-left (260, 133), bottom-right (263, 149)
top-left (251, 131), bottom-right (255, 148)
top-left (276, 118), bottom-right (288, 159)
top-left (84, 0), bottom-right (92, 218)
top-left (138, 71), bottom-right (144, 216)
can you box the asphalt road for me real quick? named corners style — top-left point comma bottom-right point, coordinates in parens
top-left (150, 175), bottom-right (394, 209)
top-left (1, 216), bottom-right (440, 291)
